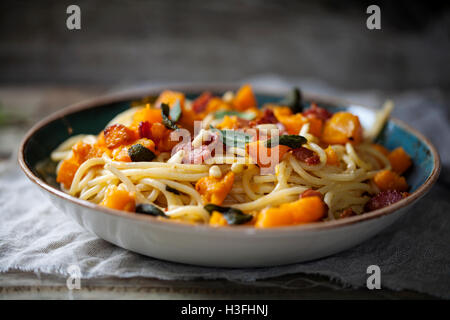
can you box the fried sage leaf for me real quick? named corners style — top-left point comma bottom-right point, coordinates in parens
top-left (161, 103), bottom-right (179, 130)
top-left (204, 204), bottom-right (253, 225)
top-left (265, 135), bottom-right (307, 149)
top-left (280, 87), bottom-right (303, 114)
top-left (213, 110), bottom-right (256, 120)
top-left (135, 203), bottom-right (167, 218)
top-left (210, 127), bottom-right (252, 149)
top-left (128, 144), bottom-right (156, 162)
top-left (169, 99), bottom-right (182, 122)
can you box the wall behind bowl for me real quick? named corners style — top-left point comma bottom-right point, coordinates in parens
top-left (0, 0), bottom-right (449, 92)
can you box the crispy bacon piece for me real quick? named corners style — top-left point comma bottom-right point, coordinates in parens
top-left (364, 190), bottom-right (409, 212)
top-left (299, 189), bottom-right (323, 200)
top-left (303, 103), bottom-right (332, 121)
top-left (255, 108), bottom-right (278, 124)
top-left (192, 91), bottom-right (213, 113)
top-left (292, 147), bottom-right (320, 165)
top-left (138, 121), bottom-right (151, 139)
top-left (103, 124), bottom-right (135, 149)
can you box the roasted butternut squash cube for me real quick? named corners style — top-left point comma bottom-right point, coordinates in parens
top-left (373, 170), bottom-right (409, 192)
top-left (155, 90), bottom-right (185, 108)
top-left (232, 84), bottom-right (257, 111)
top-left (209, 211), bottom-right (228, 226)
top-left (133, 107), bottom-right (163, 125)
top-left (322, 112), bottom-right (363, 145)
top-left (388, 147), bottom-right (412, 174)
top-left (195, 171), bottom-right (235, 205)
top-left (273, 107), bottom-right (323, 137)
top-left (100, 186), bottom-right (136, 212)
top-left (255, 196), bottom-right (326, 228)
top-left (56, 159), bottom-right (80, 189)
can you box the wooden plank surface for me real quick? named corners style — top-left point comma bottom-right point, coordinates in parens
top-left (1, 1), bottom-right (449, 92)
top-left (0, 270), bottom-right (434, 300)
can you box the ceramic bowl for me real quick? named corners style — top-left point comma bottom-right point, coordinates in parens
top-left (18, 84), bottom-right (441, 267)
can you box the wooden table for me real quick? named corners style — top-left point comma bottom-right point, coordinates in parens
top-left (0, 86), bottom-right (436, 299)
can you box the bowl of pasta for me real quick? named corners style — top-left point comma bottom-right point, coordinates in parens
top-left (19, 84), bottom-right (440, 267)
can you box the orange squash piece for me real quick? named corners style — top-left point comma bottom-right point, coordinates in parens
top-left (104, 124), bottom-right (137, 149)
top-left (278, 113), bottom-right (303, 135)
top-left (100, 186), bottom-right (136, 212)
top-left (195, 171), bottom-right (235, 205)
top-left (388, 147), bottom-right (412, 174)
top-left (255, 196), bottom-right (326, 228)
top-left (155, 90), bottom-right (185, 108)
top-left (56, 159), bottom-right (80, 189)
top-left (321, 112), bottom-right (363, 145)
top-left (178, 108), bottom-right (197, 133)
top-left (71, 141), bottom-right (93, 163)
top-left (204, 97), bottom-right (231, 115)
top-left (112, 146), bottom-right (131, 162)
top-left (209, 210), bottom-right (256, 226)
top-left (133, 107), bottom-right (163, 125)
top-left (209, 211), bottom-right (228, 226)
top-left (57, 141), bottom-right (99, 189)
top-left (93, 132), bottom-right (113, 158)
top-left (135, 138), bottom-right (157, 153)
top-left (90, 145), bottom-right (110, 159)
top-left (305, 116), bottom-right (323, 137)
top-left (232, 84), bottom-right (257, 111)
top-left (273, 107), bottom-right (323, 136)
top-left (177, 95), bottom-right (225, 133)
top-left (246, 140), bottom-right (290, 168)
top-left (325, 146), bottom-right (339, 166)
top-left (373, 170), bottom-right (409, 192)
top-left (272, 106), bottom-right (292, 119)
top-left (216, 115), bottom-right (239, 130)
top-left (96, 131), bottom-right (107, 147)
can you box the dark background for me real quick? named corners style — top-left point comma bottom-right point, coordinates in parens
top-left (1, 0), bottom-right (449, 93)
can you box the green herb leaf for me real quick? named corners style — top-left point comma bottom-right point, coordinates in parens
top-left (213, 110), bottom-right (256, 120)
top-left (265, 135), bottom-right (307, 149)
top-left (210, 128), bottom-right (252, 149)
top-left (165, 185), bottom-right (181, 195)
top-left (280, 87), bottom-right (303, 114)
top-left (135, 203), bottom-right (167, 218)
top-left (204, 204), bottom-right (253, 225)
top-left (128, 144), bottom-right (156, 162)
top-left (223, 211), bottom-right (254, 225)
top-left (169, 99), bottom-right (182, 122)
top-left (204, 204), bottom-right (231, 214)
top-left (161, 103), bottom-right (179, 130)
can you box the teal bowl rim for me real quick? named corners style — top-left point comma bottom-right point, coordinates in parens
top-left (18, 84), bottom-right (441, 234)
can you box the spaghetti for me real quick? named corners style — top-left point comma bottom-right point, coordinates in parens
top-left (52, 85), bottom-right (412, 227)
